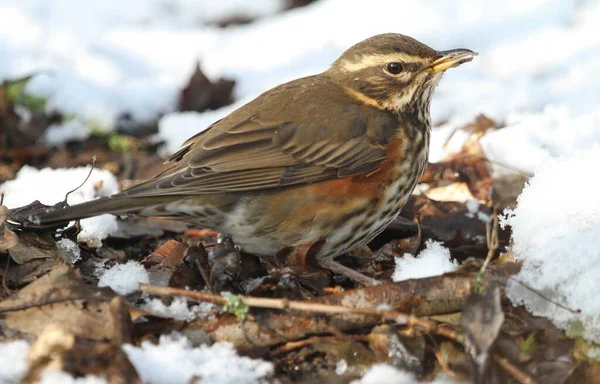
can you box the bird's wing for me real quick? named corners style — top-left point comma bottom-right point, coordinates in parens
top-left (123, 76), bottom-right (400, 196)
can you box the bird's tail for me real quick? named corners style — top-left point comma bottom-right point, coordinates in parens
top-left (14, 195), bottom-right (182, 228)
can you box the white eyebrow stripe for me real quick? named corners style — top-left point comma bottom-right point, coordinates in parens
top-left (341, 53), bottom-right (429, 72)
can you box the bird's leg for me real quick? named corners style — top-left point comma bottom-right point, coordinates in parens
top-left (318, 259), bottom-right (382, 286)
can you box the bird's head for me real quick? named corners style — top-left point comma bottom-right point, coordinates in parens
top-left (327, 33), bottom-right (477, 119)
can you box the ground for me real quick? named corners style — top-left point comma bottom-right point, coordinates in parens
top-left (1, 0), bottom-right (600, 383)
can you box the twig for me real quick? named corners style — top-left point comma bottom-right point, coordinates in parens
top-left (475, 203), bottom-right (499, 293)
top-left (2, 255), bottom-right (12, 295)
top-left (273, 334), bottom-right (368, 355)
top-left (493, 355), bottom-right (537, 384)
top-left (432, 347), bottom-right (455, 378)
top-left (64, 156), bottom-right (97, 204)
top-left (138, 283), bottom-right (460, 340)
top-left (436, 151), bottom-right (533, 178)
top-left (508, 277), bottom-right (580, 314)
top-left (0, 296), bottom-right (100, 314)
top-left (139, 284), bottom-right (539, 384)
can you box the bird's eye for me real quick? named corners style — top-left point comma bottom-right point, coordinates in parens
top-left (386, 62), bottom-right (404, 75)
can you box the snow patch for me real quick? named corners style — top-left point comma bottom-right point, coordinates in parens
top-left (0, 340), bottom-right (30, 384)
top-left (40, 371), bottom-right (108, 384)
top-left (140, 297), bottom-right (216, 322)
top-left (97, 261), bottom-right (149, 295)
top-left (0, 166), bottom-right (120, 246)
top-left (351, 363), bottom-right (456, 384)
top-left (44, 119), bottom-right (91, 146)
top-left (505, 146), bottom-right (600, 343)
top-left (56, 238), bottom-right (81, 263)
top-left (393, 241), bottom-right (458, 282)
top-left (122, 334), bottom-right (273, 384)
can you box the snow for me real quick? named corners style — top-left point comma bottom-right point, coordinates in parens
top-left (0, 1), bottom-right (287, 129)
top-left (97, 261), bottom-right (150, 295)
top-left (122, 334), bottom-right (273, 384)
top-left (0, 335), bottom-right (273, 384)
top-left (40, 371), bottom-right (108, 384)
top-left (44, 119), bottom-right (91, 147)
top-left (0, 0), bottom-right (598, 160)
top-left (140, 297), bottom-right (216, 321)
top-left (351, 364), bottom-right (456, 384)
top-left (393, 241), bottom-right (458, 282)
top-left (56, 238), bottom-right (81, 263)
top-left (504, 146), bottom-right (600, 343)
top-left (480, 106), bottom-right (600, 173)
top-left (0, 166), bottom-right (120, 247)
top-left (1, 0), bottom-right (600, 379)
top-left (465, 200), bottom-right (490, 222)
top-left (0, 340), bottom-right (30, 383)
top-left (335, 359), bottom-right (348, 375)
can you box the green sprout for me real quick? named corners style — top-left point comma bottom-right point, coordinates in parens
top-left (223, 295), bottom-right (250, 319)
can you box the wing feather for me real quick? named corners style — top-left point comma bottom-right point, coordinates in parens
top-left (122, 76), bottom-right (399, 197)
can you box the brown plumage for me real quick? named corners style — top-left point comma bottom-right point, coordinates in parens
top-left (26, 34), bottom-right (477, 285)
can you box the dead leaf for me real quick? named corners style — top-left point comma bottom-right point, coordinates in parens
top-left (142, 239), bottom-right (188, 267)
top-left (1, 257), bottom-right (58, 287)
top-left (420, 155), bottom-right (493, 202)
top-left (0, 227), bottom-right (19, 252)
top-left (0, 265), bottom-right (118, 340)
top-left (423, 182), bottom-right (476, 202)
top-left (461, 114), bottom-right (500, 135)
top-left (7, 231), bottom-right (59, 264)
top-left (460, 285), bottom-right (504, 382)
top-left (400, 195), bottom-right (504, 260)
top-left (23, 324), bottom-right (141, 384)
top-left (369, 325), bottom-right (425, 373)
top-left (0, 205), bottom-right (19, 251)
top-left (178, 63), bottom-right (235, 113)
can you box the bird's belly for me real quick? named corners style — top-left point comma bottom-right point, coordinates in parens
top-left (211, 140), bottom-right (428, 259)
top-left (317, 176), bottom-right (415, 259)
top-left (221, 168), bottom-right (421, 260)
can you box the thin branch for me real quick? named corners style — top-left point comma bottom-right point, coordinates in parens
top-left (475, 203), bottom-right (499, 293)
top-left (138, 283), bottom-right (460, 340)
top-left (493, 355), bottom-right (537, 384)
top-left (63, 156), bottom-right (97, 204)
top-left (432, 347), bottom-right (455, 378)
top-left (273, 334), bottom-right (368, 355)
top-left (0, 296), bottom-right (100, 314)
top-left (508, 277), bottom-right (580, 314)
top-left (2, 255), bottom-right (12, 295)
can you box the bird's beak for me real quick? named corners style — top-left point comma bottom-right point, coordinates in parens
top-left (428, 49), bottom-right (478, 73)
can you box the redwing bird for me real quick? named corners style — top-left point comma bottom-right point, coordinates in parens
top-left (23, 34), bottom-right (476, 285)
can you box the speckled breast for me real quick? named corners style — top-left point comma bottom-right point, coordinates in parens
top-left (317, 128), bottom-right (430, 259)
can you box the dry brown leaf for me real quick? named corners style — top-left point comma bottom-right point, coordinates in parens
top-left (7, 231), bottom-right (59, 264)
top-left (0, 226), bottom-right (19, 252)
top-left (0, 205), bottom-right (19, 251)
top-left (460, 285), bottom-right (504, 382)
top-left (2, 257), bottom-right (58, 287)
top-left (142, 239), bottom-right (188, 267)
top-left (178, 62), bottom-right (235, 113)
top-left (0, 265), bottom-right (118, 340)
top-left (368, 325), bottom-right (425, 373)
top-left (422, 182), bottom-right (476, 203)
top-left (23, 324), bottom-right (141, 384)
